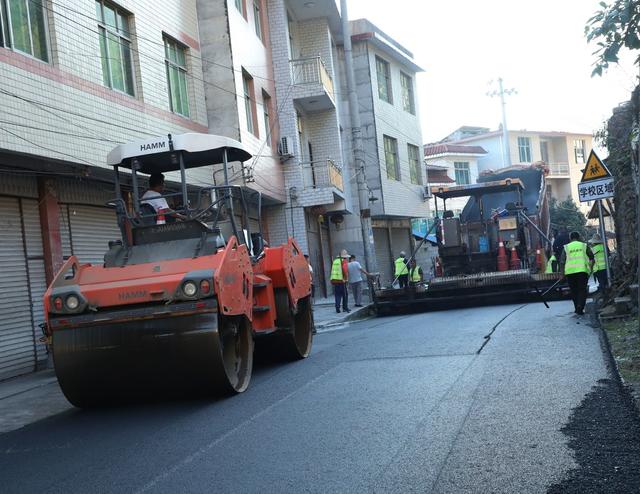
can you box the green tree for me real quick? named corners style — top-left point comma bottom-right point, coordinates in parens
top-left (585, 0), bottom-right (640, 76)
top-left (549, 197), bottom-right (590, 238)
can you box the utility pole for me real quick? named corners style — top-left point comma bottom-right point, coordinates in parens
top-left (340, 0), bottom-right (376, 272)
top-left (488, 78), bottom-right (516, 168)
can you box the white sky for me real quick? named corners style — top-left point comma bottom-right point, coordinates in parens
top-left (347, 0), bottom-right (639, 144)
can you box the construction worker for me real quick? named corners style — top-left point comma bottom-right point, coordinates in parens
top-left (545, 250), bottom-right (557, 273)
top-left (409, 259), bottom-right (423, 285)
top-left (589, 234), bottom-right (608, 290)
top-left (330, 250), bottom-right (350, 313)
top-left (394, 251), bottom-right (410, 288)
top-left (559, 231), bottom-right (595, 316)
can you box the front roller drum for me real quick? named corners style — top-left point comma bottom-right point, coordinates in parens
top-left (52, 311), bottom-right (253, 408)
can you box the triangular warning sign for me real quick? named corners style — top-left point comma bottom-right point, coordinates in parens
top-left (581, 150), bottom-right (611, 182)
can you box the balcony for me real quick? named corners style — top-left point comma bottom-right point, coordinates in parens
top-left (290, 56), bottom-right (335, 111)
top-left (298, 160), bottom-right (345, 208)
top-left (547, 162), bottom-right (570, 177)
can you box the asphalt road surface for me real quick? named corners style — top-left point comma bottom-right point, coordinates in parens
top-left (2, 300), bottom-right (640, 493)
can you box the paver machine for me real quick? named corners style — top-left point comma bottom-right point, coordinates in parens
top-left (42, 133), bottom-right (313, 407)
top-left (372, 165), bottom-right (566, 314)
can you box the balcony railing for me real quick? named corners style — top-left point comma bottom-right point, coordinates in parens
top-left (548, 162), bottom-right (570, 176)
top-left (301, 160), bottom-right (343, 192)
top-left (290, 56), bottom-right (335, 100)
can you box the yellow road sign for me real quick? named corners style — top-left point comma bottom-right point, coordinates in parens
top-left (581, 150), bottom-right (612, 182)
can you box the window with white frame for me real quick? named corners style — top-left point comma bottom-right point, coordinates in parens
top-left (574, 139), bottom-right (585, 163)
top-left (96, 0), bottom-right (135, 95)
top-left (0, 0), bottom-right (49, 61)
top-left (376, 56), bottom-right (392, 104)
top-left (234, 0), bottom-right (245, 16)
top-left (164, 36), bottom-right (189, 117)
top-left (242, 70), bottom-right (257, 136)
top-left (454, 162), bottom-right (470, 185)
top-left (383, 135), bottom-right (399, 180)
top-left (253, 1), bottom-right (263, 41)
top-left (408, 144), bottom-right (422, 185)
top-left (517, 136), bottom-right (532, 163)
top-left (400, 72), bottom-right (415, 114)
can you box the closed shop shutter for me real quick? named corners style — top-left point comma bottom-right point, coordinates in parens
top-left (21, 199), bottom-right (47, 364)
top-left (390, 228), bottom-right (411, 261)
top-left (0, 197), bottom-right (35, 380)
top-left (59, 205), bottom-right (73, 259)
top-left (67, 205), bottom-right (121, 265)
top-left (319, 221), bottom-right (331, 297)
top-left (373, 228), bottom-right (393, 287)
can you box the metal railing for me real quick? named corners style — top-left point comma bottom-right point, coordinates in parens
top-left (547, 162), bottom-right (570, 176)
top-left (301, 160), bottom-right (343, 192)
top-left (290, 56), bottom-right (335, 99)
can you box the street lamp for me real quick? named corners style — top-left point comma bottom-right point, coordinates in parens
top-left (487, 78), bottom-right (517, 168)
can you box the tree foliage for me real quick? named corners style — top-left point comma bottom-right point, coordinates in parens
top-left (585, 0), bottom-right (640, 76)
top-left (549, 197), bottom-right (590, 238)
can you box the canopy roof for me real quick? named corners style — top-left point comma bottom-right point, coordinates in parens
top-left (107, 133), bottom-right (252, 174)
top-left (431, 179), bottom-right (524, 199)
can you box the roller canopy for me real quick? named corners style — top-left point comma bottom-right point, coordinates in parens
top-left (107, 133), bottom-right (253, 174)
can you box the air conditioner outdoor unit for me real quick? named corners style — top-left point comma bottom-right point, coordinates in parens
top-left (278, 137), bottom-right (293, 160)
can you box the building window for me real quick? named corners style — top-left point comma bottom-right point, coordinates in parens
top-left (383, 135), bottom-right (399, 180)
top-left (376, 56), bottom-right (392, 104)
top-left (243, 70), bottom-right (258, 136)
top-left (234, 0), bottom-right (246, 17)
top-left (517, 136), bottom-right (532, 163)
top-left (400, 72), bottom-right (415, 114)
top-left (408, 144), bottom-right (422, 185)
top-left (0, 0), bottom-right (49, 61)
top-left (454, 162), bottom-right (470, 185)
top-left (574, 139), bottom-right (585, 163)
top-left (96, 1), bottom-right (134, 95)
top-left (253, 1), bottom-right (263, 41)
top-left (164, 36), bottom-right (189, 117)
top-left (262, 89), bottom-right (271, 146)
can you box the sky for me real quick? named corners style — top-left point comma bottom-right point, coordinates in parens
top-left (347, 0), bottom-right (639, 145)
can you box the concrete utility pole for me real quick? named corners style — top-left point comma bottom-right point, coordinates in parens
top-left (488, 78), bottom-right (516, 168)
top-left (340, 0), bottom-right (376, 272)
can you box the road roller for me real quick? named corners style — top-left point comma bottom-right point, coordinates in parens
top-left (42, 133), bottom-right (313, 407)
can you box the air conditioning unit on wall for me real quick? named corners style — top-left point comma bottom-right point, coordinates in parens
top-left (278, 137), bottom-right (293, 161)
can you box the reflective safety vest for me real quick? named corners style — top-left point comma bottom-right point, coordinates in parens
top-left (330, 258), bottom-right (344, 281)
top-left (545, 255), bottom-right (556, 274)
top-left (591, 244), bottom-right (606, 272)
top-left (410, 266), bottom-right (422, 282)
top-left (563, 241), bottom-right (590, 275)
top-left (394, 257), bottom-right (409, 276)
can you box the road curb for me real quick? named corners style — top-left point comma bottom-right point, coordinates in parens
top-left (314, 304), bottom-right (374, 331)
top-left (590, 302), bottom-right (640, 417)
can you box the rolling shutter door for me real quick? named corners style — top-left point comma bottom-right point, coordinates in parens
top-left (373, 228), bottom-right (393, 287)
top-left (21, 199), bottom-right (47, 364)
top-left (59, 205), bottom-right (72, 259)
top-left (0, 197), bottom-right (35, 379)
top-left (68, 205), bottom-right (121, 265)
top-left (390, 228), bottom-right (411, 261)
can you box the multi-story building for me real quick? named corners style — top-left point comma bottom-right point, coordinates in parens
top-left (0, 0), bottom-right (289, 381)
top-left (266, 0), bottom-right (351, 297)
top-left (437, 126), bottom-right (594, 214)
top-left (337, 18), bottom-right (429, 285)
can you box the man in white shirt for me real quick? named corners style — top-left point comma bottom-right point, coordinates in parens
top-left (347, 255), bottom-right (370, 307)
top-left (141, 173), bottom-right (170, 213)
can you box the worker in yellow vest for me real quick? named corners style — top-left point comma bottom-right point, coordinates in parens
top-left (559, 231), bottom-right (595, 316)
top-left (588, 234), bottom-right (608, 290)
top-left (545, 250), bottom-right (557, 273)
top-left (394, 251), bottom-right (410, 288)
top-left (409, 259), bottom-right (423, 285)
top-left (330, 249), bottom-right (350, 313)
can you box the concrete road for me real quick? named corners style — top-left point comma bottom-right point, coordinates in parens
top-left (0, 301), bottom-right (638, 493)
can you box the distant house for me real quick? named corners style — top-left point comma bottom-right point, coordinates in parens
top-left (434, 126), bottom-right (594, 214)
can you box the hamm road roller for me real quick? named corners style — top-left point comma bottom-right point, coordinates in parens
top-left (42, 133), bottom-right (313, 407)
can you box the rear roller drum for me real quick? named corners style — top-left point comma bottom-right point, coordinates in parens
top-left (274, 292), bottom-right (314, 360)
top-left (214, 314), bottom-right (254, 394)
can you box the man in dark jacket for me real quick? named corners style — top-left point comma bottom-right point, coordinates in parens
top-left (553, 227), bottom-right (570, 258)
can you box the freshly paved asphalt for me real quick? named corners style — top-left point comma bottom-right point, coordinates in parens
top-left (1, 300), bottom-right (637, 493)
